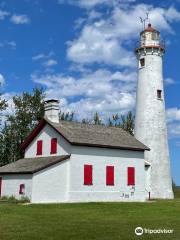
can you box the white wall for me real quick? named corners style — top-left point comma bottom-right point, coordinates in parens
top-left (69, 146), bottom-right (145, 202)
top-left (25, 124), bottom-right (71, 158)
top-left (0, 174), bottom-right (32, 200)
top-left (0, 146), bottom-right (146, 203)
top-left (31, 159), bottom-right (69, 203)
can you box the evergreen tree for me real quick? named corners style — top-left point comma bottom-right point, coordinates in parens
top-left (120, 111), bottom-right (135, 135)
top-left (59, 111), bottom-right (74, 121)
top-left (108, 111), bottom-right (135, 135)
top-left (93, 112), bottom-right (104, 125)
top-left (82, 118), bottom-right (90, 124)
top-left (82, 112), bottom-right (103, 125)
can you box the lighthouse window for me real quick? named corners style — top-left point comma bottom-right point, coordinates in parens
top-left (139, 58), bottom-right (145, 68)
top-left (152, 32), bottom-right (158, 40)
top-left (157, 90), bottom-right (162, 99)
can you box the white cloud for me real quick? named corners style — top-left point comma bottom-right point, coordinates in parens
top-left (43, 59), bottom-right (58, 67)
top-left (32, 52), bottom-right (57, 68)
top-left (7, 41), bottom-right (16, 49)
top-left (166, 108), bottom-right (180, 138)
top-left (32, 69), bottom-right (136, 119)
top-left (168, 123), bottom-right (180, 139)
top-left (0, 41), bottom-right (16, 50)
top-left (165, 7), bottom-right (180, 22)
top-left (10, 14), bottom-right (30, 24)
top-left (67, 4), bottom-right (180, 66)
top-left (58, 0), bottom-right (135, 9)
top-left (32, 54), bottom-right (47, 61)
top-left (0, 10), bottom-right (9, 20)
top-left (0, 74), bottom-right (5, 86)
top-left (32, 51), bottom-right (54, 61)
top-left (57, 2), bottom-right (180, 134)
top-left (67, 24), bottom-right (135, 67)
top-left (167, 108), bottom-right (180, 123)
top-left (164, 78), bottom-right (175, 85)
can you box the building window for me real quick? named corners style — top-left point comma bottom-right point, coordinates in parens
top-left (157, 89), bottom-right (162, 99)
top-left (84, 165), bottom-right (93, 185)
top-left (139, 58), bottom-right (145, 68)
top-left (106, 166), bottom-right (114, 186)
top-left (36, 140), bottom-right (43, 155)
top-left (51, 138), bottom-right (57, 154)
top-left (127, 167), bottom-right (135, 186)
top-left (19, 184), bottom-right (25, 195)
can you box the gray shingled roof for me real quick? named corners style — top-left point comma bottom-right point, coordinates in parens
top-left (0, 155), bottom-right (70, 174)
top-left (46, 118), bottom-right (149, 151)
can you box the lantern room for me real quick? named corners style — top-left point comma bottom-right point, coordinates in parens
top-left (140, 23), bottom-right (160, 47)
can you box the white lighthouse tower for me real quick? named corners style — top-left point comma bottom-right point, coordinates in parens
top-left (135, 23), bottom-right (174, 199)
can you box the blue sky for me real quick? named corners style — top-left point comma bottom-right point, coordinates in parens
top-left (0, 0), bottom-right (180, 184)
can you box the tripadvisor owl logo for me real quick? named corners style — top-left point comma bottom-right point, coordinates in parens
top-left (135, 227), bottom-right (144, 236)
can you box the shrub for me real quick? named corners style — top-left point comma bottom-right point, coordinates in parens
top-left (0, 195), bottom-right (30, 203)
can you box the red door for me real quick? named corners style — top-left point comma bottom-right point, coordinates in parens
top-left (0, 177), bottom-right (2, 197)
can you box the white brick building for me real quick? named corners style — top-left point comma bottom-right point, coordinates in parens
top-left (0, 100), bottom-right (149, 203)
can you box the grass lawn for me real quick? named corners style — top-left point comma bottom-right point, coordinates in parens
top-left (0, 200), bottom-right (180, 240)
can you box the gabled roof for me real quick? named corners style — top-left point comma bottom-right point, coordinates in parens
top-left (21, 118), bottom-right (149, 152)
top-left (0, 155), bottom-right (70, 174)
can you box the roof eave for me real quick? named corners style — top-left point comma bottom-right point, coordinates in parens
top-left (0, 155), bottom-right (71, 175)
top-left (71, 142), bottom-right (149, 151)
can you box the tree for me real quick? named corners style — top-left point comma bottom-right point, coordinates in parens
top-left (93, 112), bottom-right (104, 125)
top-left (0, 88), bottom-right (45, 166)
top-left (82, 112), bottom-right (104, 125)
top-left (59, 111), bottom-right (74, 121)
top-left (120, 111), bottom-right (135, 135)
top-left (82, 118), bottom-right (90, 124)
top-left (108, 111), bottom-right (135, 135)
top-left (0, 94), bottom-right (7, 126)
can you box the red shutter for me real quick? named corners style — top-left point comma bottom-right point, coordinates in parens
top-left (84, 165), bottom-right (93, 185)
top-left (19, 184), bottom-right (25, 195)
top-left (0, 177), bottom-right (2, 197)
top-left (36, 140), bottom-right (43, 155)
top-left (128, 167), bottom-right (135, 185)
top-left (106, 166), bottom-right (114, 186)
top-left (51, 138), bottom-right (57, 154)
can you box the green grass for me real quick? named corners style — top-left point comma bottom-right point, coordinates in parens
top-left (0, 200), bottom-right (180, 240)
top-left (174, 187), bottom-right (180, 198)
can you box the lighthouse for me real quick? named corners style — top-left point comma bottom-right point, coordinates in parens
top-left (135, 23), bottom-right (174, 199)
